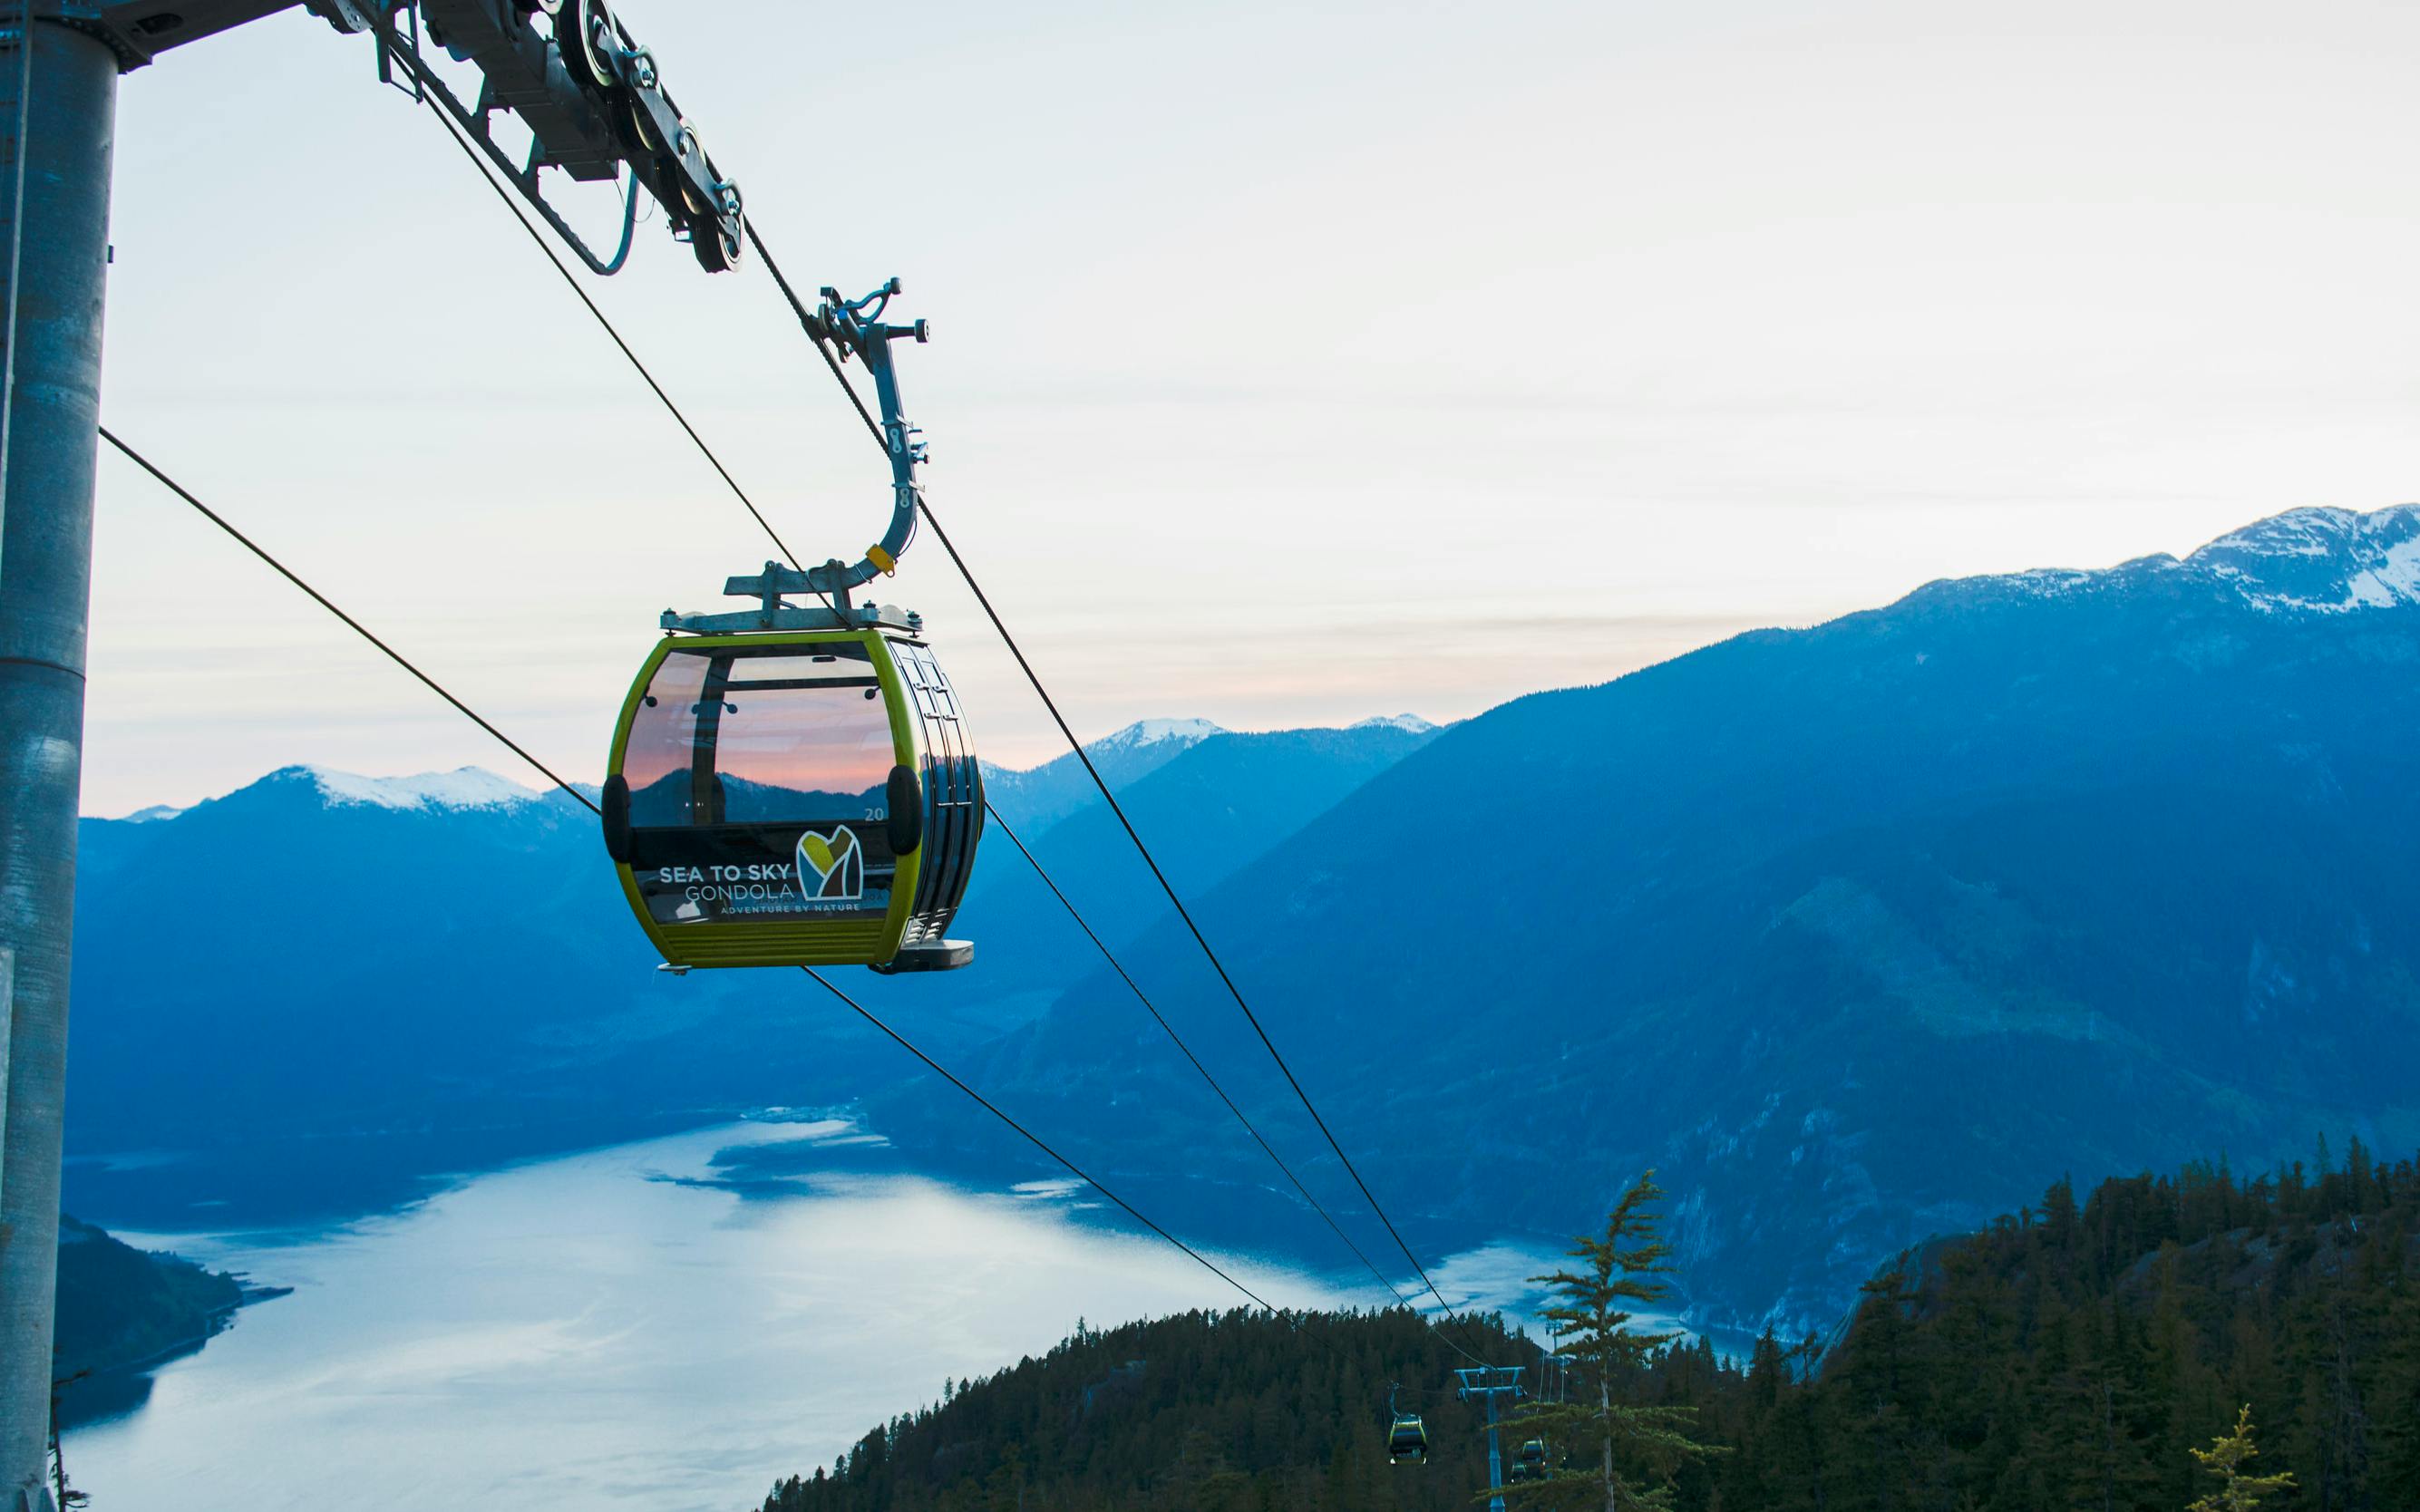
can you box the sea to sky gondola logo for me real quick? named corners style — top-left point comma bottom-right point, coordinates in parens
top-left (796, 826), bottom-right (864, 904)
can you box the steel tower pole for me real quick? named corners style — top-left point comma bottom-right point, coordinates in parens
top-left (0, 13), bottom-right (114, 1507)
top-left (1456, 1365), bottom-right (1521, 1512)
top-left (1482, 1387), bottom-right (1505, 1512)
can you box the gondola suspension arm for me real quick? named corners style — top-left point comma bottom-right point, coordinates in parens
top-left (662, 278), bottom-right (936, 635)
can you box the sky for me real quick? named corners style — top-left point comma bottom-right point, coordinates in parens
top-left (75, 0), bottom-right (2420, 815)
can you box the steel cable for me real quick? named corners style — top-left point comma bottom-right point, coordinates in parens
top-left (100, 425), bottom-right (1285, 1313)
top-left (742, 216), bottom-right (1481, 1339)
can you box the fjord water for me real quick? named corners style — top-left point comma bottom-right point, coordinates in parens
top-left (61, 1123), bottom-right (1361, 1512)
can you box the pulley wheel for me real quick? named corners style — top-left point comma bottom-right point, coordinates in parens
top-left (674, 122), bottom-right (711, 218)
top-left (559, 0), bottom-right (618, 94)
top-left (693, 212), bottom-right (742, 273)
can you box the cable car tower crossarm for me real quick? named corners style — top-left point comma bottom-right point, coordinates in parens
top-left (1457, 1365), bottom-right (1528, 1512)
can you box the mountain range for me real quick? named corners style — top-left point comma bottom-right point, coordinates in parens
top-left (62, 714), bottom-right (1438, 1226)
top-left (871, 505), bottom-right (2420, 1333)
top-left (64, 504), bottom-right (2420, 1339)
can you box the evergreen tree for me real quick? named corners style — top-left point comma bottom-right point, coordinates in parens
top-left (1491, 1171), bottom-right (1720, 1511)
top-left (2186, 1405), bottom-right (2294, 1512)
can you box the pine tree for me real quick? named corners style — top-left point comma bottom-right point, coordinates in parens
top-left (2186, 1404), bottom-right (2295, 1512)
top-left (1490, 1171), bottom-right (1720, 1510)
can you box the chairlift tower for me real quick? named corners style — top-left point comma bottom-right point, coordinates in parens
top-left (1455, 1364), bottom-right (1526, 1512)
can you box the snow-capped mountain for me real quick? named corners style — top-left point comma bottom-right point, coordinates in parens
top-left (2185, 503), bottom-right (2420, 612)
top-left (985, 719), bottom-right (1229, 832)
top-left (1983, 503), bottom-right (2420, 615)
top-left (1350, 713), bottom-right (1441, 735)
top-left (1090, 716), bottom-right (1229, 751)
top-left (287, 763), bottom-right (550, 812)
top-left (958, 715), bottom-right (1443, 985)
top-left (65, 711), bottom-right (1440, 1229)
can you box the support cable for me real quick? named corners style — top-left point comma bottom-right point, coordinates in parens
top-left (798, 967), bottom-right (1278, 1310)
top-left (907, 486), bottom-right (1472, 1323)
top-left (381, 41), bottom-right (841, 617)
top-left (986, 801), bottom-right (1490, 1361)
top-left (744, 221), bottom-right (884, 449)
top-left (364, 82), bottom-right (1472, 1335)
top-left (743, 217), bottom-right (1476, 1333)
top-left (99, 425), bottom-right (1282, 1314)
top-left (349, 77), bottom-right (1477, 1341)
top-left (99, 426), bottom-right (596, 811)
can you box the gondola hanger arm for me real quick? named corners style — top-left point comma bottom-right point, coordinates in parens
top-left (661, 277), bottom-right (935, 635)
top-left (807, 277), bottom-right (932, 596)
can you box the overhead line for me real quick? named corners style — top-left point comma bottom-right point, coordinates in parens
top-left (905, 486), bottom-right (1472, 1322)
top-left (102, 428), bottom-right (1284, 1315)
top-left (799, 967), bottom-right (1278, 1311)
top-left (374, 31), bottom-right (839, 616)
top-left (741, 208), bottom-right (1475, 1331)
top-left (985, 802), bottom-right (1390, 1283)
top-left (379, 63), bottom-right (1462, 1333)
top-left (353, 72), bottom-right (1480, 1342)
top-left (743, 221), bottom-right (885, 449)
top-left (985, 802), bottom-right (1489, 1361)
top-left (99, 426), bottom-right (597, 812)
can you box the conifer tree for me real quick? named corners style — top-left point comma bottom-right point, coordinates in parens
top-left (1489, 1171), bottom-right (1719, 1511)
top-left (2187, 1404), bottom-right (2295, 1512)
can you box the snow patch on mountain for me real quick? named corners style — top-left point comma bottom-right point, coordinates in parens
top-left (118, 804), bottom-right (185, 824)
top-left (1973, 504), bottom-right (2420, 617)
top-left (1091, 718), bottom-right (1227, 751)
top-left (291, 765), bottom-right (542, 812)
top-left (1350, 713), bottom-right (1440, 734)
top-left (2005, 569), bottom-right (2095, 596)
top-left (2184, 504), bottom-right (2420, 614)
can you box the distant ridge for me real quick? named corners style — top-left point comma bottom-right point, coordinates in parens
top-left (64, 710), bottom-right (1443, 1231)
top-left (102, 717), bottom-right (1440, 825)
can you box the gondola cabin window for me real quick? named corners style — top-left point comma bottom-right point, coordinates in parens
top-left (620, 642), bottom-right (903, 926)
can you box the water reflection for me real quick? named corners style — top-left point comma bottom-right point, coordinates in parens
top-left (62, 1121), bottom-right (1359, 1512)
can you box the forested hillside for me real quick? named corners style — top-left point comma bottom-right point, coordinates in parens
top-left (763, 1146), bottom-right (2420, 1511)
top-left (762, 1307), bottom-right (1531, 1512)
top-left (50, 1215), bottom-right (275, 1428)
top-left (53, 1215), bottom-right (242, 1381)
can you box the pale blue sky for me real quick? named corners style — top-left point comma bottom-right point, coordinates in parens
top-left (80, 0), bottom-right (2420, 813)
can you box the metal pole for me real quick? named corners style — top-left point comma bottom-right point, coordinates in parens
top-left (0, 952), bottom-right (12, 1200)
top-left (0, 15), bottom-right (113, 1510)
top-left (1483, 1386), bottom-right (1504, 1512)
